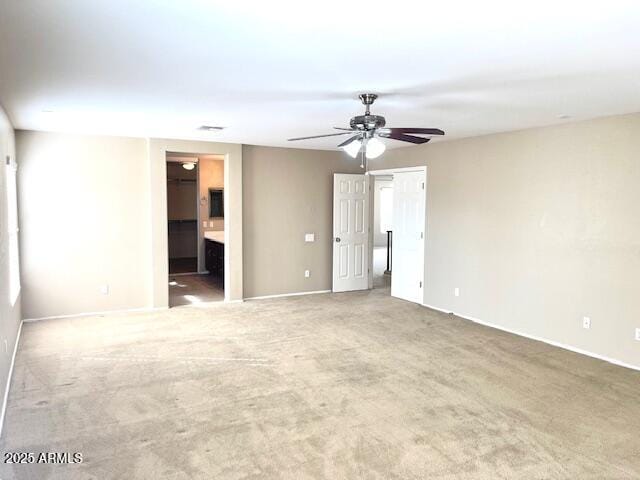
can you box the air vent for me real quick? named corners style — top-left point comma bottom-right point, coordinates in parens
top-left (198, 125), bottom-right (225, 132)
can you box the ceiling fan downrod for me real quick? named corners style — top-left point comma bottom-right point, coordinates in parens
top-left (359, 93), bottom-right (378, 116)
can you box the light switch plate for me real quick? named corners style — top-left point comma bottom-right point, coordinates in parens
top-left (305, 233), bottom-right (315, 242)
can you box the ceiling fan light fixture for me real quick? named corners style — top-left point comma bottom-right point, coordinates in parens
top-left (182, 162), bottom-right (196, 171)
top-left (365, 137), bottom-right (386, 159)
top-left (343, 139), bottom-right (362, 158)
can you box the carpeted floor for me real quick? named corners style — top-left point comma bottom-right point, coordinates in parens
top-left (1, 289), bottom-right (639, 479)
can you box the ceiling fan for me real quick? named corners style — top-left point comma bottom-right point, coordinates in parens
top-left (287, 93), bottom-right (444, 163)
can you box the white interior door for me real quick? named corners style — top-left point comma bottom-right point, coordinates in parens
top-left (391, 170), bottom-right (425, 303)
top-left (333, 174), bottom-right (369, 292)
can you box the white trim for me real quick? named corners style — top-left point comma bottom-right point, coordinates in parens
top-left (223, 152), bottom-right (231, 302)
top-left (422, 303), bottom-right (452, 315)
top-left (367, 166), bottom-right (427, 176)
top-left (151, 140), bottom-right (242, 307)
top-left (195, 160), bottom-right (202, 275)
top-left (422, 303), bottom-right (640, 372)
top-left (244, 290), bottom-right (331, 301)
top-left (0, 320), bottom-right (23, 437)
top-left (23, 306), bottom-right (168, 323)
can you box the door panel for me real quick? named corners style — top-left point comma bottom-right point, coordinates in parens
top-left (339, 199), bottom-right (349, 233)
top-left (355, 199), bottom-right (365, 232)
top-left (333, 174), bottom-right (369, 292)
top-left (391, 171), bottom-right (425, 303)
top-left (339, 244), bottom-right (349, 278)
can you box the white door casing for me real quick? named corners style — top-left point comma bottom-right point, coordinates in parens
top-left (391, 170), bottom-right (426, 303)
top-left (333, 174), bottom-right (369, 292)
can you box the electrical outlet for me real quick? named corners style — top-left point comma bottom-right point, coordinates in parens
top-left (582, 317), bottom-right (591, 329)
top-left (304, 270), bottom-right (310, 278)
top-left (454, 287), bottom-right (460, 297)
top-left (100, 285), bottom-right (109, 295)
top-left (635, 328), bottom-right (640, 341)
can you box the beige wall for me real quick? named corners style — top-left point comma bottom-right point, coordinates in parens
top-left (242, 145), bottom-right (360, 298)
top-left (369, 113), bottom-right (640, 368)
top-left (0, 105), bottom-right (21, 429)
top-left (197, 156), bottom-right (224, 272)
top-left (16, 132), bottom-right (244, 318)
top-left (16, 131), bottom-right (151, 319)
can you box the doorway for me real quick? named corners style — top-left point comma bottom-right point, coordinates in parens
top-left (371, 174), bottom-right (393, 289)
top-left (166, 153), bottom-right (225, 307)
top-left (167, 156), bottom-right (198, 274)
top-left (368, 166), bottom-right (426, 304)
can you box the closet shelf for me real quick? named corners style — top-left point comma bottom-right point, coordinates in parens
top-left (168, 219), bottom-right (197, 224)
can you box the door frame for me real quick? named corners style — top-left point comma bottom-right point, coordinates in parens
top-left (149, 139), bottom-right (243, 307)
top-left (366, 166), bottom-right (427, 303)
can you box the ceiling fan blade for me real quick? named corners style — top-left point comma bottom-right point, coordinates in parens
top-left (333, 127), bottom-right (356, 131)
top-left (381, 133), bottom-right (431, 144)
top-left (337, 134), bottom-right (362, 148)
top-left (288, 132), bottom-right (354, 141)
top-left (379, 128), bottom-right (444, 136)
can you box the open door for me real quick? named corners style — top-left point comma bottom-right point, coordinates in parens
top-left (391, 170), bottom-right (425, 303)
top-left (333, 174), bottom-right (369, 292)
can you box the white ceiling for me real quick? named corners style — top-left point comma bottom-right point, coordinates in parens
top-left (1, 0), bottom-right (639, 150)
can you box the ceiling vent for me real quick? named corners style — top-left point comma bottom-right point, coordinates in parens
top-left (198, 125), bottom-right (225, 132)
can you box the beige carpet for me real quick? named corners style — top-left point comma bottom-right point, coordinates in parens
top-left (1, 289), bottom-right (639, 479)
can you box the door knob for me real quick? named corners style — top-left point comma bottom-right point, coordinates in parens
top-left (335, 237), bottom-right (341, 243)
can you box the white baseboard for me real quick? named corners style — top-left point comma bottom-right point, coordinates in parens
top-left (0, 320), bottom-right (23, 438)
top-left (422, 303), bottom-right (640, 372)
top-left (421, 303), bottom-right (452, 315)
top-left (23, 306), bottom-right (168, 323)
top-left (245, 290), bottom-right (331, 301)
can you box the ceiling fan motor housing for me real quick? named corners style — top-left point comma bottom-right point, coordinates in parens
top-left (350, 115), bottom-right (386, 131)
